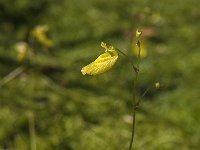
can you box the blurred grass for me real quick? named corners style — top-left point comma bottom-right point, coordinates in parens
top-left (0, 0), bottom-right (200, 149)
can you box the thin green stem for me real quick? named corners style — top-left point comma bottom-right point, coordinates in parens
top-left (129, 107), bottom-right (136, 150)
top-left (0, 67), bottom-right (24, 87)
top-left (115, 38), bottom-right (141, 150)
top-left (136, 82), bottom-right (159, 106)
top-left (129, 74), bottom-right (137, 150)
top-left (136, 87), bottom-right (150, 107)
top-left (115, 47), bottom-right (138, 150)
top-left (136, 41), bottom-right (141, 70)
top-left (129, 38), bottom-right (141, 150)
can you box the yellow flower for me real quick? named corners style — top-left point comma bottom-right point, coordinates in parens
top-left (15, 42), bottom-right (29, 61)
top-left (31, 25), bottom-right (53, 48)
top-left (155, 82), bottom-right (160, 89)
top-left (136, 29), bottom-right (142, 39)
top-left (81, 42), bottom-right (118, 75)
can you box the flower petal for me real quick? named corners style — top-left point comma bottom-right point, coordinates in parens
top-left (81, 49), bottom-right (118, 75)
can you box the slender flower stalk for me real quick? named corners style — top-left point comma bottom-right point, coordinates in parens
top-left (129, 29), bottom-right (142, 150)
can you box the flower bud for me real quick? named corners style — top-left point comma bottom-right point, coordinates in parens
top-left (136, 29), bottom-right (142, 39)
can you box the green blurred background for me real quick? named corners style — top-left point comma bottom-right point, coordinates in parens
top-left (0, 0), bottom-right (200, 149)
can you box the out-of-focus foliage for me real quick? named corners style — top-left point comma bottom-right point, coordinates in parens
top-left (0, 0), bottom-right (200, 149)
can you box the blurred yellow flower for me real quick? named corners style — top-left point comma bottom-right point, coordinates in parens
top-left (132, 41), bottom-right (147, 58)
top-left (31, 25), bottom-right (53, 48)
top-left (136, 29), bottom-right (142, 39)
top-left (81, 42), bottom-right (118, 75)
top-left (15, 42), bottom-right (30, 61)
top-left (155, 82), bottom-right (160, 89)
